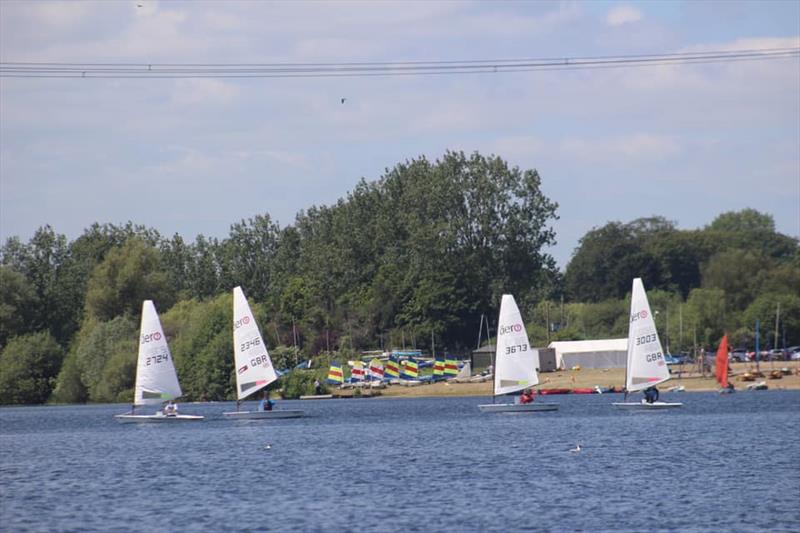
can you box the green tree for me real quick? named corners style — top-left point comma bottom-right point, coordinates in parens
top-left (685, 288), bottom-right (727, 348)
top-left (742, 293), bottom-right (800, 348)
top-left (0, 267), bottom-right (39, 347)
top-left (164, 294), bottom-right (233, 401)
top-left (708, 209), bottom-right (775, 233)
top-left (564, 221), bottom-right (660, 302)
top-left (71, 315), bottom-right (138, 401)
top-left (701, 249), bottom-right (765, 311)
top-left (84, 238), bottom-right (175, 321)
top-left (0, 331), bottom-right (64, 404)
top-left (219, 215), bottom-right (281, 301)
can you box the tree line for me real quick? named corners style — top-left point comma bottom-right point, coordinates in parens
top-left (0, 151), bottom-right (797, 404)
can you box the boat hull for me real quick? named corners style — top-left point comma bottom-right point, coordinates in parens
top-left (478, 403), bottom-right (559, 413)
top-left (114, 414), bottom-right (204, 423)
top-left (299, 394), bottom-right (333, 400)
top-left (222, 410), bottom-right (305, 419)
top-left (612, 401), bottom-right (683, 409)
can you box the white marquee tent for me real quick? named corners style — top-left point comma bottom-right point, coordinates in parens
top-left (548, 339), bottom-right (628, 369)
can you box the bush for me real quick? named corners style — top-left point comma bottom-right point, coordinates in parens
top-left (0, 331), bottom-right (64, 404)
top-left (280, 370), bottom-right (325, 399)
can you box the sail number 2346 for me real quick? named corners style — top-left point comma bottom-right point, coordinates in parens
top-left (506, 344), bottom-right (528, 354)
top-left (240, 338), bottom-right (261, 352)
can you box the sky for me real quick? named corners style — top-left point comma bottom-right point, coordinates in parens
top-left (1, 0), bottom-right (798, 268)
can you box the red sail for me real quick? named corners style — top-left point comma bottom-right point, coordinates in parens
top-left (715, 334), bottom-right (729, 388)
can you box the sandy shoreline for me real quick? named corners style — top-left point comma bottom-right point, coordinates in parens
top-left (333, 361), bottom-right (800, 398)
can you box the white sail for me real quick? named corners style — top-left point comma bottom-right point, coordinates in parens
top-left (625, 278), bottom-right (671, 392)
top-left (134, 300), bottom-right (182, 406)
top-left (233, 286), bottom-right (278, 401)
top-left (494, 294), bottom-right (540, 396)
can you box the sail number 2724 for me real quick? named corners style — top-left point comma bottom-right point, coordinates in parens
top-left (145, 353), bottom-right (169, 366)
top-left (505, 344), bottom-right (528, 354)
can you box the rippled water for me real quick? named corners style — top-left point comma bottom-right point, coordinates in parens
top-left (1, 391), bottom-right (799, 532)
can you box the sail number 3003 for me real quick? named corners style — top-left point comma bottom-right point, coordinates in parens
top-left (635, 334), bottom-right (658, 346)
top-left (506, 344), bottom-right (528, 355)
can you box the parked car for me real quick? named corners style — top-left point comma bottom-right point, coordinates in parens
top-left (768, 349), bottom-right (788, 361)
top-left (665, 353), bottom-right (688, 365)
top-left (730, 349), bottom-right (748, 362)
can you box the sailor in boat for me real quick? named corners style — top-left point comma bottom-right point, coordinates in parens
top-left (519, 389), bottom-right (535, 404)
top-left (258, 392), bottom-right (275, 411)
top-left (163, 400), bottom-right (178, 416)
top-left (643, 386), bottom-right (659, 404)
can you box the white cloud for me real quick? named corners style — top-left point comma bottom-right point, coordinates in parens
top-left (606, 5), bottom-right (643, 27)
top-left (171, 79), bottom-right (238, 106)
top-left (560, 134), bottom-right (682, 163)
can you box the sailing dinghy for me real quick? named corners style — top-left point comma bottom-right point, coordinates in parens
top-left (613, 278), bottom-right (683, 409)
top-left (115, 300), bottom-right (203, 423)
top-left (716, 334), bottom-right (734, 393)
top-left (478, 294), bottom-right (558, 413)
top-left (223, 287), bottom-right (304, 419)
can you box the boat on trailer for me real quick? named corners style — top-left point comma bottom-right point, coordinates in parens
top-left (612, 278), bottom-right (683, 410)
top-left (478, 294), bottom-right (558, 413)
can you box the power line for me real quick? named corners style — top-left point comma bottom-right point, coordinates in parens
top-left (1, 47), bottom-right (797, 79)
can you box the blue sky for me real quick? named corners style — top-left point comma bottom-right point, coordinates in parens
top-left (1, 1), bottom-right (798, 267)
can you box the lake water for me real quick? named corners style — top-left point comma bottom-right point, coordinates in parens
top-left (1, 391), bottom-right (799, 532)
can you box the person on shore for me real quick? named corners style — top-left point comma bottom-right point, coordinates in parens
top-left (314, 379), bottom-right (322, 395)
top-left (163, 400), bottom-right (178, 416)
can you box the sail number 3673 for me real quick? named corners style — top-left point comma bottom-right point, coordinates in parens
top-left (506, 344), bottom-right (528, 354)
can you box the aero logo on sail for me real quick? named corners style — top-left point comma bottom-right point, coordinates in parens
top-left (234, 316), bottom-right (251, 329)
top-left (499, 323), bottom-right (523, 335)
top-left (141, 331), bottom-right (162, 343)
top-left (630, 310), bottom-right (648, 323)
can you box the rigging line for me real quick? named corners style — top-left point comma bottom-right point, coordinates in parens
top-left (2, 49), bottom-right (797, 75)
top-left (2, 54), bottom-right (797, 79)
top-left (2, 48), bottom-right (795, 70)
top-left (2, 47), bottom-right (798, 69)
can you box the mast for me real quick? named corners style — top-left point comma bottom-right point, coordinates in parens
top-left (755, 319), bottom-right (761, 373)
top-left (477, 314), bottom-right (484, 349)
